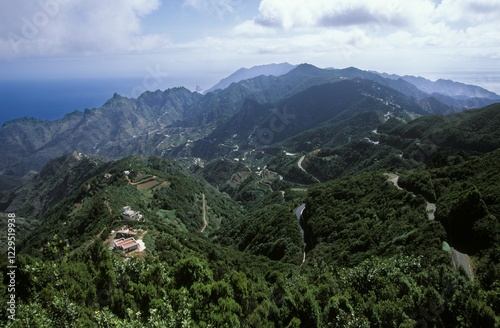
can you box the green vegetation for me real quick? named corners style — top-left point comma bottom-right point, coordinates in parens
top-left (218, 203), bottom-right (303, 264)
top-left (384, 104), bottom-right (500, 156)
top-left (1, 84), bottom-right (499, 326)
top-left (2, 145), bottom-right (499, 326)
top-left (399, 169), bottom-right (437, 202)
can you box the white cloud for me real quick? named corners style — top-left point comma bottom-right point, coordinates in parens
top-left (1, 0), bottom-right (499, 92)
top-left (436, 0), bottom-right (500, 24)
top-left (254, 0), bottom-right (437, 30)
top-left (252, 0), bottom-right (500, 36)
top-left (0, 0), bottom-right (165, 58)
top-left (228, 0), bottom-right (499, 72)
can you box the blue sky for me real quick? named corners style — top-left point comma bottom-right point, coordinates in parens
top-left (1, 0), bottom-right (500, 93)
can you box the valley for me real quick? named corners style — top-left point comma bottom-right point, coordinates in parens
top-left (0, 64), bottom-right (499, 327)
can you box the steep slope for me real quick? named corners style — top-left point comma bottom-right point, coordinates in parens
top-left (404, 76), bottom-right (500, 99)
top-left (167, 77), bottom-right (433, 162)
top-left (2, 63), bottom-right (497, 182)
top-left (180, 64), bottom-right (337, 128)
top-left (182, 64), bottom-right (455, 129)
top-left (385, 103), bottom-right (500, 155)
top-left (0, 113), bottom-right (84, 174)
top-left (13, 155), bottom-right (244, 255)
top-left (336, 67), bottom-right (499, 112)
top-left (173, 76), bottom-right (498, 168)
top-left (250, 78), bottom-right (428, 146)
top-left (2, 115), bottom-right (499, 326)
top-left (398, 149), bottom-right (500, 284)
top-left (3, 151), bottom-right (104, 218)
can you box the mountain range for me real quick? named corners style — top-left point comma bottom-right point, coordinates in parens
top-left (1, 63), bottom-right (499, 179)
top-left (0, 63), bottom-right (499, 326)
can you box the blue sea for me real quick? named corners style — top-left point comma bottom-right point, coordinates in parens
top-left (0, 77), bottom-right (199, 126)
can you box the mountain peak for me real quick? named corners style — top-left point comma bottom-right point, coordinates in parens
top-left (206, 62), bottom-right (296, 93)
top-left (102, 92), bottom-right (133, 107)
top-left (282, 63), bottom-right (329, 79)
top-left (292, 63), bottom-right (321, 72)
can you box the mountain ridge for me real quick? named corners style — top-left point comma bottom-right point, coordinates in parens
top-left (377, 72), bottom-right (500, 99)
top-left (206, 62), bottom-right (296, 93)
top-left (1, 63), bottom-right (498, 181)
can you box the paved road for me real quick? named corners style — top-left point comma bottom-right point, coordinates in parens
top-left (452, 248), bottom-right (474, 280)
top-left (384, 172), bottom-right (402, 190)
top-left (297, 156), bottom-right (320, 183)
top-left (297, 155), bottom-right (306, 172)
top-left (384, 172), bottom-right (473, 280)
top-left (426, 202), bottom-right (436, 221)
top-left (385, 172), bottom-right (436, 220)
top-left (295, 203), bottom-right (305, 221)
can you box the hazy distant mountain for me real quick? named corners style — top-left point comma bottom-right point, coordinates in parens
top-left (206, 62), bottom-right (296, 93)
top-left (377, 72), bottom-right (500, 100)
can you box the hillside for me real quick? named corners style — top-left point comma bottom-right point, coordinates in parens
top-left (1, 64), bottom-right (499, 326)
top-left (277, 103), bottom-right (500, 183)
top-left (7, 155), bottom-right (243, 255)
top-left (2, 146), bottom-right (499, 326)
top-left (2, 151), bottom-right (104, 218)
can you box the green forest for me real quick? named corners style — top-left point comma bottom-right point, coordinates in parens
top-left (1, 99), bottom-right (500, 326)
top-left (1, 147), bottom-right (499, 326)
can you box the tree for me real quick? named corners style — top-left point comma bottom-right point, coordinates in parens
top-left (173, 256), bottom-right (213, 288)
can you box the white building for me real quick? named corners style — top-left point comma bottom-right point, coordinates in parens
top-left (121, 206), bottom-right (144, 221)
top-left (114, 237), bottom-right (139, 253)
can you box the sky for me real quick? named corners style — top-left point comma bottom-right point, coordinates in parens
top-left (1, 0), bottom-right (500, 94)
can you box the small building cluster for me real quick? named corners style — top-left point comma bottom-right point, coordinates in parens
top-left (121, 206), bottom-right (144, 222)
top-left (115, 227), bottom-right (137, 238)
top-left (114, 237), bottom-right (139, 253)
top-left (110, 226), bottom-right (142, 254)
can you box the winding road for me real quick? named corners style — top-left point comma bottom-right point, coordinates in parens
top-left (384, 173), bottom-right (473, 280)
top-left (384, 173), bottom-right (435, 220)
top-left (298, 155), bottom-right (321, 183)
top-left (384, 173), bottom-right (403, 190)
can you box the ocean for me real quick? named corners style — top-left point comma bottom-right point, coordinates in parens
top-left (0, 77), bottom-right (199, 126)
